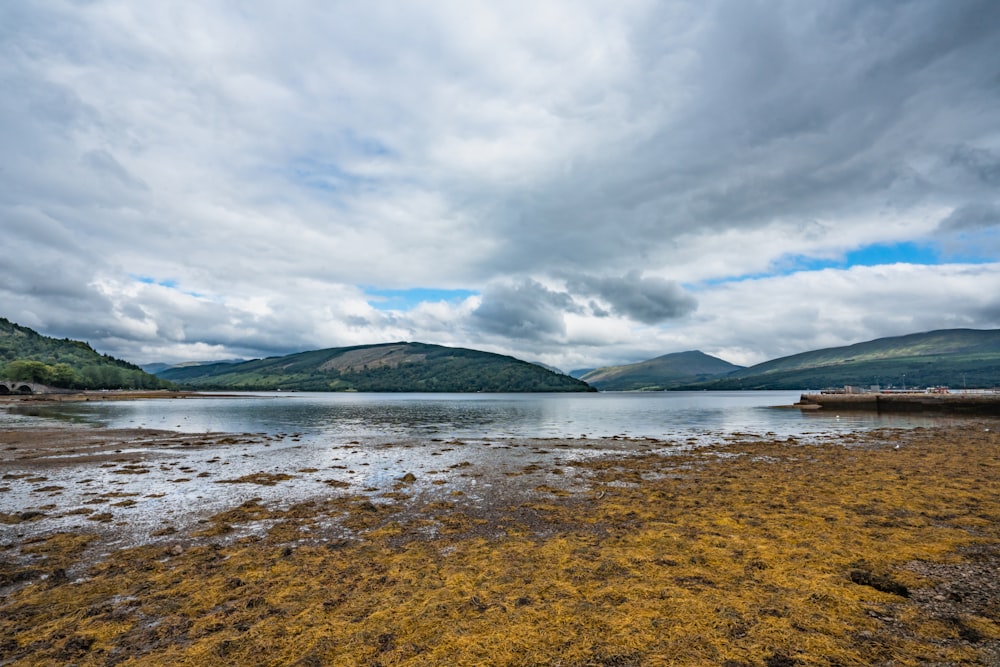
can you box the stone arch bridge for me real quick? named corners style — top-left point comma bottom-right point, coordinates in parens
top-left (0, 381), bottom-right (49, 395)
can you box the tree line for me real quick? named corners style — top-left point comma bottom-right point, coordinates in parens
top-left (0, 359), bottom-right (171, 390)
top-left (0, 317), bottom-right (173, 390)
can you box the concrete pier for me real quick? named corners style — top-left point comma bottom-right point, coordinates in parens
top-left (796, 392), bottom-right (1000, 415)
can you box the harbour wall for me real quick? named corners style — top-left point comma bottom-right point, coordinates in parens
top-left (796, 392), bottom-right (1000, 415)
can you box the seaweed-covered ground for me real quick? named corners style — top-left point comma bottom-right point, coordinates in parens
top-left (0, 417), bottom-right (998, 666)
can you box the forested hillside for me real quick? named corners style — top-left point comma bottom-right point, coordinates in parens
top-left (682, 329), bottom-right (1000, 390)
top-left (0, 318), bottom-right (172, 390)
top-left (159, 342), bottom-right (594, 393)
top-left (580, 351), bottom-right (743, 391)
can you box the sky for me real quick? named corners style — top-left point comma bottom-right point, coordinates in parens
top-left (2, 0), bottom-right (999, 372)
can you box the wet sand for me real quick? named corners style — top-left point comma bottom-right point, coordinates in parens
top-left (0, 416), bottom-right (681, 554)
top-left (1, 415), bottom-right (998, 665)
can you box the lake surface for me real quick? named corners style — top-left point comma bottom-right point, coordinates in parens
top-left (5, 390), bottom-right (942, 443)
top-left (0, 391), bottom-right (953, 549)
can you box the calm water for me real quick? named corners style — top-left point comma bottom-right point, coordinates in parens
top-left (1, 391), bottom-right (949, 548)
top-left (4, 390), bottom-right (940, 442)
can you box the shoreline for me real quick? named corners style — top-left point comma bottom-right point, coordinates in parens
top-left (0, 389), bottom-right (247, 403)
top-left (1, 418), bottom-right (998, 664)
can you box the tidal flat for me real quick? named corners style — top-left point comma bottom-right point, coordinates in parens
top-left (1, 417), bottom-right (998, 666)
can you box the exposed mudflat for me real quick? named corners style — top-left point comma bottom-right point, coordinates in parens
top-left (1, 414), bottom-right (998, 666)
top-left (0, 419), bottom-right (695, 555)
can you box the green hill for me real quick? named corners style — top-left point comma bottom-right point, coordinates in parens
top-left (683, 329), bottom-right (1000, 390)
top-left (579, 350), bottom-right (744, 391)
top-left (141, 359), bottom-right (245, 375)
top-left (157, 342), bottom-right (596, 393)
top-left (0, 317), bottom-right (172, 390)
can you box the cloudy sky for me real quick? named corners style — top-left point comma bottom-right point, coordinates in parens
top-left (2, 1), bottom-right (999, 372)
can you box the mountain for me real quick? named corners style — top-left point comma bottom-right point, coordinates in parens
top-left (0, 317), bottom-right (172, 390)
top-left (531, 361), bottom-right (569, 376)
top-left (579, 350), bottom-right (744, 391)
top-left (142, 359), bottom-right (246, 375)
top-left (682, 329), bottom-right (1000, 390)
top-left (158, 342), bottom-right (596, 392)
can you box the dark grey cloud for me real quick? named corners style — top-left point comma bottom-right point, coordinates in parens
top-left (568, 273), bottom-right (697, 324)
top-left (588, 301), bottom-right (611, 318)
top-left (471, 280), bottom-right (577, 341)
top-left (0, 214), bottom-right (108, 328)
top-left (976, 301), bottom-right (1000, 324)
top-left (948, 145), bottom-right (1000, 187)
top-left (937, 203), bottom-right (1000, 232)
top-left (480, 0), bottom-right (1000, 276)
top-left (1, 1), bottom-right (998, 369)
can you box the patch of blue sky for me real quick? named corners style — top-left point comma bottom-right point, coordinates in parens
top-left (130, 274), bottom-right (204, 298)
top-left (366, 288), bottom-right (478, 311)
top-left (791, 241), bottom-right (941, 273)
top-left (846, 239), bottom-right (994, 266)
top-left (691, 240), bottom-right (993, 289)
top-left (131, 274), bottom-right (178, 289)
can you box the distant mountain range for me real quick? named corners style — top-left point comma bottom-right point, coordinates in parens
top-left (685, 328), bottom-right (1000, 390)
top-left (140, 359), bottom-right (246, 375)
top-left (156, 342), bottom-right (594, 393)
top-left (567, 329), bottom-right (1000, 391)
top-left (5, 314), bottom-right (997, 393)
top-left (578, 351), bottom-right (744, 391)
top-left (153, 328), bottom-right (1000, 392)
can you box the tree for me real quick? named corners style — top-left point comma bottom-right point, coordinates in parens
top-left (50, 363), bottom-right (82, 388)
top-left (4, 360), bottom-right (53, 384)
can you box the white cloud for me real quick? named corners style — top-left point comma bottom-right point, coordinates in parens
top-left (681, 263), bottom-right (1000, 366)
top-left (1, 1), bottom-right (999, 369)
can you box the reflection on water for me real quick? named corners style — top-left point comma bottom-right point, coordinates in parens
top-left (10, 390), bottom-right (950, 441)
top-left (6, 406), bottom-right (99, 425)
top-left (0, 391), bottom-right (974, 552)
